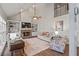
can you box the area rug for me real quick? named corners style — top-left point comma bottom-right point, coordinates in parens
top-left (24, 37), bottom-right (49, 56)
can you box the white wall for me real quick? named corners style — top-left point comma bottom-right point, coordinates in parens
top-left (76, 4), bottom-right (79, 47)
top-left (8, 4), bottom-right (54, 36)
top-left (37, 4), bottom-right (54, 33)
top-left (54, 15), bottom-right (69, 36)
top-left (0, 5), bottom-right (7, 20)
top-left (76, 14), bottom-right (79, 47)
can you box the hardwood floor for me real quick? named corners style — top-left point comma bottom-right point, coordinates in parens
top-left (35, 45), bottom-right (69, 56)
top-left (12, 49), bottom-right (27, 56)
top-left (3, 39), bottom-right (79, 56)
top-left (35, 45), bottom-right (79, 56)
top-left (10, 45), bottom-right (79, 56)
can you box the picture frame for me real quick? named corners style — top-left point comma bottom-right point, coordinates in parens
top-left (32, 24), bottom-right (38, 32)
top-left (55, 20), bottom-right (63, 31)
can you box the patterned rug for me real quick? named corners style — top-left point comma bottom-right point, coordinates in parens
top-left (24, 37), bottom-right (49, 56)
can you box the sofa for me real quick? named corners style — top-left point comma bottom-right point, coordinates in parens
top-left (37, 32), bottom-right (53, 42)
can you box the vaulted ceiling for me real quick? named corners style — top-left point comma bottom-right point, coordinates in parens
top-left (0, 3), bottom-right (54, 18)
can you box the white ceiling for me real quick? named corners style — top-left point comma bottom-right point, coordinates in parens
top-left (0, 3), bottom-right (54, 17)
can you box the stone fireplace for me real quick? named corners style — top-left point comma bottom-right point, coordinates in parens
top-left (21, 22), bottom-right (32, 39)
top-left (21, 29), bottom-right (32, 39)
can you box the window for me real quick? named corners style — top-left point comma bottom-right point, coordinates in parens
top-left (0, 16), bottom-right (6, 45)
top-left (54, 3), bottom-right (69, 17)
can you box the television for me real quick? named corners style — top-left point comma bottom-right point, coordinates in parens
top-left (21, 22), bottom-right (31, 28)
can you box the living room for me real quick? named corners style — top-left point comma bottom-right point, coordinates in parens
top-left (0, 3), bottom-right (79, 56)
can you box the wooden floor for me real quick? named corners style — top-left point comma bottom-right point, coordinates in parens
top-left (11, 45), bottom-right (79, 56)
top-left (35, 45), bottom-right (79, 56)
top-left (35, 45), bottom-right (69, 56)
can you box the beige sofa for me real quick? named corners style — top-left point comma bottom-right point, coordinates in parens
top-left (37, 32), bottom-right (53, 42)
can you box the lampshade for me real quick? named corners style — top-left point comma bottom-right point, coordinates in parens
top-left (32, 16), bottom-right (41, 20)
top-left (55, 31), bottom-right (59, 35)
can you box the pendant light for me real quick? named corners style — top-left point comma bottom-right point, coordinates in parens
top-left (32, 4), bottom-right (41, 20)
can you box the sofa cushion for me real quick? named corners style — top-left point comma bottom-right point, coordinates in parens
top-left (42, 32), bottom-right (49, 36)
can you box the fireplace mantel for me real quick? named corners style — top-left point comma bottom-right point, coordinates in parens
top-left (21, 28), bottom-right (32, 31)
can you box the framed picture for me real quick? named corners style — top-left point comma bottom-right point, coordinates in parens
top-left (32, 24), bottom-right (38, 32)
top-left (55, 20), bottom-right (63, 31)
top-left (21, 22), bottom-right (31, 28)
